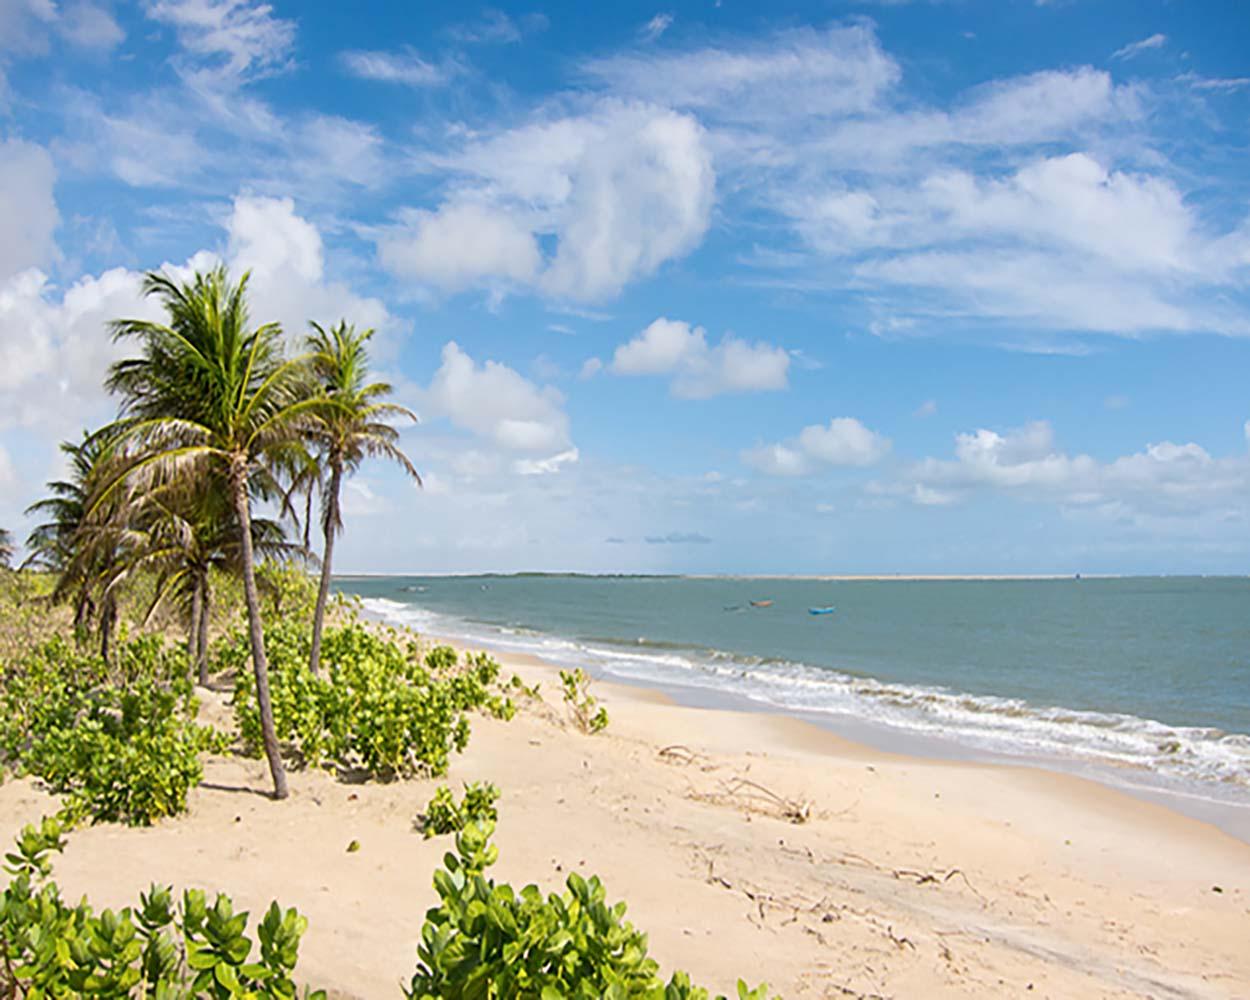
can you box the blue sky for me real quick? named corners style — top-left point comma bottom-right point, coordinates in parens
top-left (1, 0), bottom-right (1249, 574)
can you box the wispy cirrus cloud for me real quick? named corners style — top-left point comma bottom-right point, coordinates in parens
top-left (339, 47), bottom-right (453, 87)
top-left (1112, 32), bottom-right (1166, 61)
top-left (641, 13), bottom-right (673, 41)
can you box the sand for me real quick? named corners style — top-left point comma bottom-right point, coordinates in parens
top-left (2, 644), bottom-right (1248, 998)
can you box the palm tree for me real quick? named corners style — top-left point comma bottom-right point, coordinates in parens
top-left (26, 431), bottom-right (117, 634)
top-left (125, 477), bottom-right (301, 684)
top-left (103, 266), bottom-right (322, 799)
top-left (0, 529), bottom-right (13, 569)
top-left (304, 320), bottom-right (419, 676)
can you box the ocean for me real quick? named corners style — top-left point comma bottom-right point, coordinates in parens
top-left (336, 574), bottom-right (1250, 818)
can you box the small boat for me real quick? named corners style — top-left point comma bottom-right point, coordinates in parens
top-left (808, 606), bottom-right (836, 616)
top-left (749, 600), bottom-right (773, 608)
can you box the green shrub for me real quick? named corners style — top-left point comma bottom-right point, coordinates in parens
top-left (0, 817), bottom-right (324, 998)
top-left (419, 782), bottom-right (500, 838)
top-left (230, 624), bottom-right (517, 779)
top-left (408, 821), bottom-right (776, 999)
top-left (0, 636), bottom-right (217, 826)
top-left (561, 668), bottom-right (609, 734)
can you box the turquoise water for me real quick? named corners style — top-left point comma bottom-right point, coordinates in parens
top-left (337, 575), bottom-right (1250, 802)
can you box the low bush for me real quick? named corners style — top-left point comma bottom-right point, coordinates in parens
top-left (229, 622), bottom-right (518, 779)
top-left (418, 781), bottom-right (500, 838)
top-left (561, 668), bottom-right (609, 734)
top-left (0, 635), bottom-right (219, 826)
top-left (0, 817), bottom-right (324, 998)
top-left (408, 821), bottom-right (776, 999)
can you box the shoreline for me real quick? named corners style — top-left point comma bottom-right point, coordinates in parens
top-left (357, 599), bottom-right (1250, 845)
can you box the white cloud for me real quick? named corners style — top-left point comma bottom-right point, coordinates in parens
top-left (223, 195), bottom-right (393, 339)
top-left (610, 317), bottom-right (789, 398)
top-left (585, 23), bottom-right (899, 122)
top-left (914, 399), bottom-right (937, 417)
top-left (145, 0), bottom-right (296, 87)
top-left (59, 2), bottom-right (124, 49)
top-left (0, 139), bottom-right (58, 281)
top-left (641, 13), bottom-right (672, 41)
top-left (378, 200), bottom-right (542, 292)
top-left (514, 448), bottom-right (580, 477)
top-left (1112, 33), bottom-right (1166, 61)
top-left (0, 0), bottom-right (120, 53)
top-left (382, 102), bottom-right (714, 302)
top-left (339, 47), bottom-right (450, 87)
top-left (887, 420), bottom-right (1250, 516)
top-left (798, 152), bottom-right (1250, 336)
top-left (743, 417), bottom-right (890, 475)
top-left (445, 9), bottom-right (545, 45)
top-left (578, 357), bottom-right (603, 380)
top-left (0, 193), bottom-right (395, 436)
top-left (420, 342), bottom-right (573, 458)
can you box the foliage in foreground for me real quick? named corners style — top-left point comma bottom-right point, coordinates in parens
top-left (229, 621), bottom-right (517, 779)
top-left (409, 821), bottom-right (775, 1000)
top-left (561, 668), bottom-right (609, 735)
top-left (418, 782), bottom-right (500, 839)
top-left (0, 635), bottom-right (223, 826)
top-left (0, 817), bottom-right (324, 999)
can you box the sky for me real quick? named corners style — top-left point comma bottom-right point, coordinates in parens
top-left (1, 0), bottom-right (1249, 575)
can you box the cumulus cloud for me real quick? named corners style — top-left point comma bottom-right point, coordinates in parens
top-left (419, 342), bottom-right (574, 460)
top-left (0, 193), bottom-right (395, 434)
top-left (884, 420), bottom-right (1250, 516)
top-left (0, 139), bottom-right (59, 281)
top-left (378, 201), bottom-right (542, 292)
top-left (379, 102), bottom-right (714, 301)
top-left (609, 317), bottom-right (789, 398)
top-left (799, 152), bottom-right (1250, 336)
top-left (743, 417), bottom-right (891, 475)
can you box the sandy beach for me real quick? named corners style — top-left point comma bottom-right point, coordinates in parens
top-left (2, 638), bottom-right (1248, 999)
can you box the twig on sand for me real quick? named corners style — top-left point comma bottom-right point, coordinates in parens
top-left (691, 775), bottom-right (813, 824)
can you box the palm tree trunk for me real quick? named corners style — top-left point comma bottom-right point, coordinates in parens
top-left (308, 463), bottom-right (341, 677)
top-left (99, 594), bottom-right (115, 665)
top-left (230, 462), bottom-right (289, 800)
top-left (197, 575), bottom-right (211, 686)
top-left (188, 576), bottom-right (203, 677)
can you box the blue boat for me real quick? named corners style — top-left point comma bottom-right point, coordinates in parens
top-left (808, 606), bottom-right (836, 616)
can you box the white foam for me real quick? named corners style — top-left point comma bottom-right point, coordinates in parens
top-left (358, 597), bottom-right (1250, 798)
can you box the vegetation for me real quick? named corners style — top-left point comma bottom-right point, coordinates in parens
top-left (303, 320), bottom-right (420, 677)
top-left (409, 821), bottom-right (775, 999)
top-left (418, 782), bottom-right (500, 838)
top-left (0, 817), bottom-right (324, 998)
top-left (561, 668), bottom-right (610, 734)
top-left (226, 621), bottom-right (516, 779)
top-left (0, 634), bottom-right (221, 827)
top-left (0, 263), bottom-right (787, 993)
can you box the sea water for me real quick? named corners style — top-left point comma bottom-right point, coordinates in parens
top-left (336, 574), bottom-right (1250, 818)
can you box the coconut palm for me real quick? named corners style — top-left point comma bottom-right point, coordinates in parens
top-left (125, 477), bottom-right (302, 684)
top-left (103, 266), bottom-right (322, 799)
top-left (26, 431), bottom-right (117, 633)
top-left (304, 320), bottom-right (419, 676)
